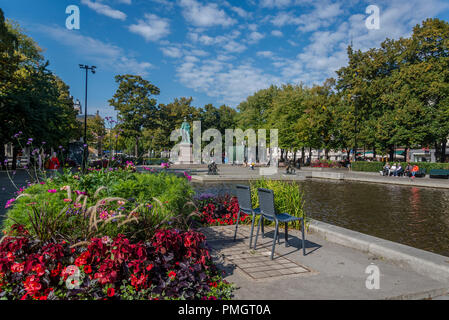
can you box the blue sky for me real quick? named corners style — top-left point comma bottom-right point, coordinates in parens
top-left (2, 0), bottom-right (449, 120)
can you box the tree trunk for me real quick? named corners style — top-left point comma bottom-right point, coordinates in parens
top-left (372, 145), bottom-right (377, 161)
top-left (388, 145), bottom-right (394, 162)
top-left (440, 140), bottom-right (447, 163)
top-left (280, 149), bottom-right (284, 162)
top-left (325, 149), bottom-right (329, 160)
top-left (301, 147), bottom-right (305, 165)
top-left (135, 137), bottom-right (139, 157)
top-left (434, 142), bottom-right (440, 163)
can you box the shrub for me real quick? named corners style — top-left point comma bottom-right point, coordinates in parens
top-left (311, 160), bottom-right (342, 168)
top-left (0, 225), bottom-right (234, 300)
top-left (2, 170), bottom-right (195, 241)
top-left (144, 158), bottom-right (169, 165)
top-left (351, 161), bottom-right (449, 173)
top-left (250, 179), bottom-right (306, 229)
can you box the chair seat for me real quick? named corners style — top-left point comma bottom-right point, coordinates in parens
top-left (241, 207), bottom-right (261, 215)
top-left (277, 213), bottom-right (302, 223)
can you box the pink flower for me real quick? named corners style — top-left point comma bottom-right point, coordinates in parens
top-left (117, 200), bottom-right (125, 206)
top-left (63, 199), bottom-right (72, 203)
top-left (99, 211), bottom-right (109, 220)
top-left (47, 189), bottom-right (57, 193)
top-left (183, 171), bottom-right (192, 181)
top-left (5, 198), bottom-right (15, 208)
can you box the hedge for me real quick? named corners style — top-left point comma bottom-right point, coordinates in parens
top-left (351, 161), bottom-right (449, 173)
top-left (143, 158), bottom-right (169, 165)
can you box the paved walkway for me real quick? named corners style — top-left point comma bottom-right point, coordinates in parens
top-left (172, 164), bottom-right (449, 190)
top-left (201, 225), bottom-right (449, 300)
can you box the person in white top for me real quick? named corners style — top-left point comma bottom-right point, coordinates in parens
top-left (389, 163), bottom-right (397, 176)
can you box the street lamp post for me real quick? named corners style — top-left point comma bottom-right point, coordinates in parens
top-left (79, 64), bottom-right (96, 172)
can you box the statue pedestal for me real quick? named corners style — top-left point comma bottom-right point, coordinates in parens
top-left (176, 143), bottom-right (193, 164)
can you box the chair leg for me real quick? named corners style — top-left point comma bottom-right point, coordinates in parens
top-left (271, 222), bottom-right (278, 260)
top-left (233, 210), bottom-right (241, 242)
top-left (301, 219), bottom-right (306, 256)
top-left (249, 213), bottom-right (256, 248)
top-left (261, 220), bottom-right (264, 238)
top-left (285, 223), bottom-right (289, 247)
top-left (277, 224), bottom-right (280, 244)
top-left (254, 216), bottom-right (263, 250)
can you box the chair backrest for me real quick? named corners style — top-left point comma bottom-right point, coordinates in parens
top-left (235, 185), bottom-right (252, 212)
top-left (257, 188), bottom-right (276, 219)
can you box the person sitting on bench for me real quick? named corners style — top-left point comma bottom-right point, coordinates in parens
top-left (404, 162), bottom-right (413, 177)
top-left (394, 163), bottom-right (403, 177)
top-left (381, 162), bottom-right (390, 176)
top-left (389, 163), bottom-right (396, 176)
top-left (411, 164), bottom-right (419, 179)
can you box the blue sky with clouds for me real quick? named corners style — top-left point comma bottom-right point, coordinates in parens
top-left (2, 0), bottom-right (449, 119)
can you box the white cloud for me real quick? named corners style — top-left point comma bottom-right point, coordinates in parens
top-left (81, 0), bottom-right (127, 20)
top-left (38, 25), bottom-right (152, 76)
top-left (270, 11), bottom-right (302, 27)
top-left (128, 13), bottom-right (170, 42)
top-left (161, 46), bottom-right (183, 58)
top-left (176, 56), bottom-right (281, 105)
top-left (271, 30), bottom-right (283, 37)
top-left (179, 0), bottom-right (237, 27)
top-left (230, 6), bottom-right (249, 18)
top-left (248, 31), bottom-right (265, 43)
top-left (188, 30), bottom-right (247, 53)
top-left (260, 0), bottom-right (292, 8)
top-left (257, 51), bottom-right (274, 58)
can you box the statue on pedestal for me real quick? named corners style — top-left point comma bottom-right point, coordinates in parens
top-left (180, 118), bottom-right (191, 144)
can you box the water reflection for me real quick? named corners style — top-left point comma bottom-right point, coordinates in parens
top-left (193, 180), bottom-right (449, 257)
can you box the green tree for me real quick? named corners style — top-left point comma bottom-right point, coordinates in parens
top-left (109, 74), bottom-right (160, 157)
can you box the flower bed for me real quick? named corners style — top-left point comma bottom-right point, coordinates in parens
top-left (194, 193), bottom-right (248, 226)
top-left (0, 225), bottom-right (233, 300)
top-left (3, 169), bottom-right (195, 241)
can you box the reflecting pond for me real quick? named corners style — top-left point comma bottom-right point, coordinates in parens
top-left (192, 180), bottom-right (449, 257)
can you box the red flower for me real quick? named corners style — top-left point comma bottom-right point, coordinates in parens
top-left (23, 275), bottom-right (42, 295)
top-left (32, 264), bottom-right (45, 277)
top-left (146, 264), bottom-right (153, 271)
top-left (84, 265), bottom-right (92, 274)
top-left (11, 262), bottom-right (25, 273)
top-left (75, 251), bottom-right (90, 267)
top-left (168, 271), bottom-right (176, 280)
top-left (107, 287), bottom-right (115, 297)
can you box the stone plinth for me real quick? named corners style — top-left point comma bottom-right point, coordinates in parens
top-left (175, 143), bottom-right (193, 164)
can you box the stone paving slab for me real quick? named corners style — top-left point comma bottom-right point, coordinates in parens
top-left (200, 225), bottom-right (449, 300)
top-left (201, 225), bottom-right (312, 280)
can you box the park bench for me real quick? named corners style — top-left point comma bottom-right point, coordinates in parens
top-left (413, 168), bottom-right (426, 178)
top-left (429, 169), bottom-right (449, 179)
